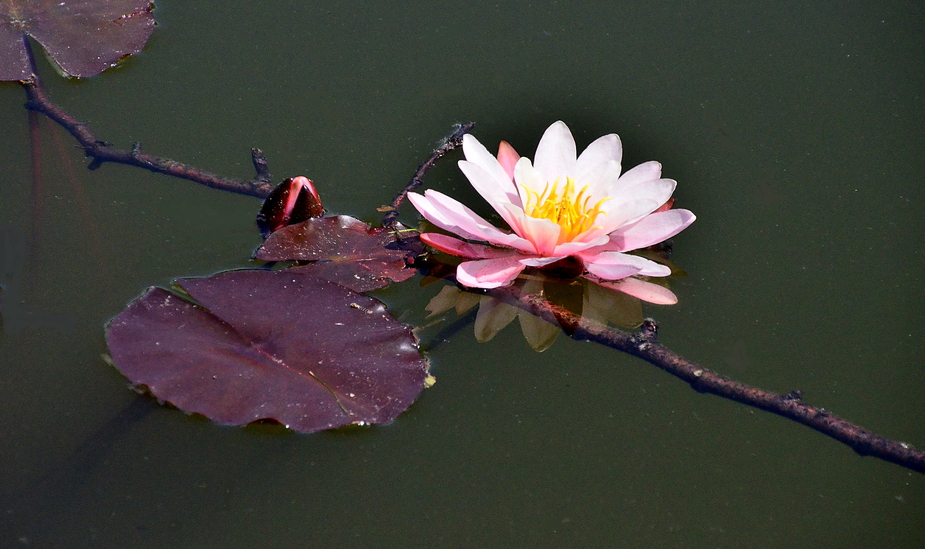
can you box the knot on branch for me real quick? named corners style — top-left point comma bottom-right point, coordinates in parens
top-left (251, 148), bottom-right (272, 184)
top-left (632, 318), bottom-right (659, 350)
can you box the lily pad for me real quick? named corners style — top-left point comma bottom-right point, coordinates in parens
top-left (105, 269), bottom-right (430, 433)
top-left (1, 0), bottom-right (155, 80)
top-left (255, 215), bottom-right (419, 292)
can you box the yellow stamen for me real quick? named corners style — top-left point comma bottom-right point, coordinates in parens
top-left (521, 177), bottom-right (610, 244)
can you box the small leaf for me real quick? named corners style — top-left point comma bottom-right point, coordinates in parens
top-left (1, 0), bottom-right (155, 80)
top-left (255, 215), bottom-right (419, 292)
top-left (105, 270), bottom-right (430, 433)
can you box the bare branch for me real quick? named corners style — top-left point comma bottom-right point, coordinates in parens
top-left (481, 284), bottom-right (925, 474)
top-left (20, 75), bottom-right (274, 199)
top-left (381, 122), bottom-right (475, 228)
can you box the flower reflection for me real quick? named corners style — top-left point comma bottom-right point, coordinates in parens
top-left (424, 270), bottom-right (678, 352)
top-left (426, 277), bottom-right (560, 352)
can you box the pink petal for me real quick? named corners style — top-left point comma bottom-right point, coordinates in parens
top-left (608, 209), bottom-right (696, 252)
top-left (533, 121), bottom-right (577, 183)
top-left (408, 190), bottom-right (534, 252)
top-left (407, 191), bottom-right (486, 240)
top-left (497, 141), bottom-right (520, 181)
top-left (421, 233), bottom-right (520, 260)
top-left (589, 277), bottom-right (679, 305)
top-left (293, 176), bottom-right (322, 204)
top-left (654, 198), bottom-right (675, 213)
top-left (503, 204), bottom-right (561, 254)
top-left (456, 257), bottom-right (527, 288)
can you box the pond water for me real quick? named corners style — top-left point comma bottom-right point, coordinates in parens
top-left (1, 2), bottom-right (923, 547)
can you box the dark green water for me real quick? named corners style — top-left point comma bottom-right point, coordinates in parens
top-left (1, 2), bottom-right (922, 547)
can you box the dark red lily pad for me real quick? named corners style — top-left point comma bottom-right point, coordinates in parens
top-left (105, 270), bottom-right (430, 433)
top-left (1, 0), bottom-right (155, 80)
top-left (255, 215), bottom-right (419, 292)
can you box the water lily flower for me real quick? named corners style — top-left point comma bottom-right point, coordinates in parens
top-left (408, 121), bottom-right (695, 302)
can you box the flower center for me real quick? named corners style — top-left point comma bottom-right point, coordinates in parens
top-left (521, 177), bottom-right (610, 244)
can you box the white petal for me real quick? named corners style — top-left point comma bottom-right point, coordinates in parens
top-left (519, 256), bottom-right (566, 267)
top-left (594, 179), bottom-right (676, 234)
top-left (596, 198), bottom-right (659, 234)
top-left (512, 157), bottom-right (545, 204)
top-left (533, 121), bottom-right (577, 183)
top-left (584, 261), bottom-right (640, 280)
top-left (458, 160), bottom-right (521, 228)
top-left (550, 234), bottom-right (610, 256)
top-left (608, 209), bottom-right (696, 251)
top-left (618, 161), bottom-right (662, 187)
top-left (583, 251), bottom-right (671, 279)
top-left (461, 135), bottom-right (521, 205)
top-left (575, 133), bottom-right (622, 181)
top-left (578, 160), bottom-right (623, 204)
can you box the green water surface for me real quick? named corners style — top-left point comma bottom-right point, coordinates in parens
top-left (1, 2), bottom-right (922, 547)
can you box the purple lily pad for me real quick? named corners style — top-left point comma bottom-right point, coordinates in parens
top-left (1, 0), bottom-right (155, 80)
top-left (105, 270), bottom-right (430, 433)
top-left (255, 215), bottom-right (419, 292)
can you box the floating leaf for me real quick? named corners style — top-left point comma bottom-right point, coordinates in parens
top-left (255, 215), bottom-right (419, 292)
top-left (1, 0), bottom-right (155, 80)
top-left (105, 270), bottom-right (430, 433)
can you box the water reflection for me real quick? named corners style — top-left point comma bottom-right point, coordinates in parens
top-left (422, 262), bottom-right (682, 352)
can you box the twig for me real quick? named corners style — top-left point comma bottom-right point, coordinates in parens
top-left (381, 122), bottom-right (475, 228)
top-left (482, 284), bottom-right (925, 474)
top-left (19, 74), bottom-right (274, 199)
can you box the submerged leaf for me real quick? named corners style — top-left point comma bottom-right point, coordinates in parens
top-left (1, 0), bottom-right (155, 80)
top-left (255, 215), bottom-right (419, 292)
top-left (105, 270), bottom-right (430, 433)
